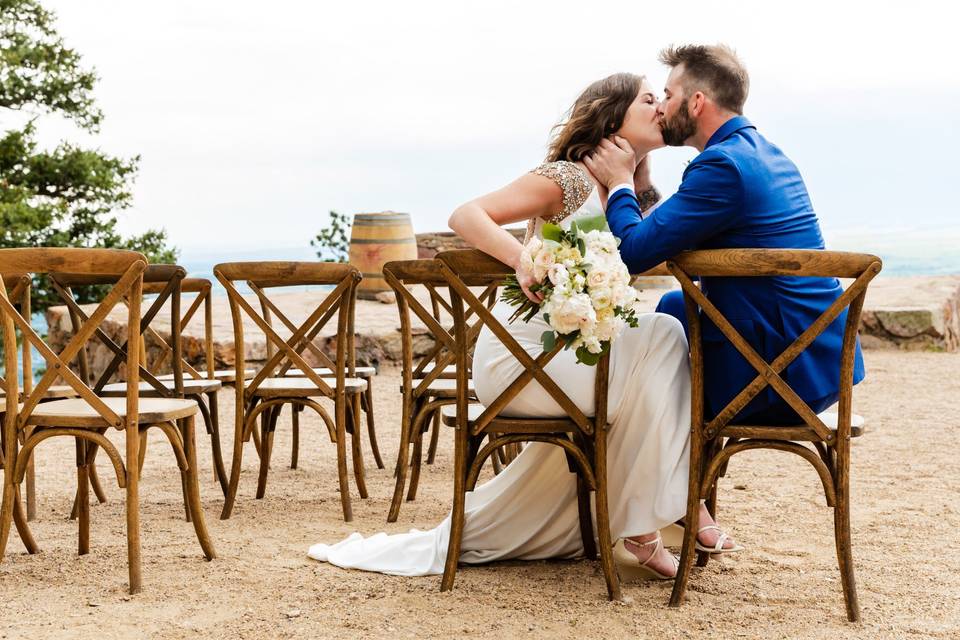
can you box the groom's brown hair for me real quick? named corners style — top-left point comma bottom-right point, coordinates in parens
top-left (659, 44), bottom-right (749, 114)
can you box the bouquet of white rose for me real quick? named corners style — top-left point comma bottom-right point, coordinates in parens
top-left (501, 216), bottom-right (641, 366)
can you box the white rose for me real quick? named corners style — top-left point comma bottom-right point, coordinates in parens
top-left (548, 263), bottom-right (570, 287)
top-left (572, 272), bottom-right (586, 291)
top-left (532, 247), bottom-right (555, 282)
top-left (589, 286), bottom-right (612, 310)
top-left (581, 335), bottom-right (603, 354)
top-left (587, 268), bottom-right (610, 289)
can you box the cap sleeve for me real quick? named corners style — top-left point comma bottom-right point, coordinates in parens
top-left (530, 161), bottom-right (594, 223)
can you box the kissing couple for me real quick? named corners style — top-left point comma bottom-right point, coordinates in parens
top-left (310, 43), bottom-right (863, 583)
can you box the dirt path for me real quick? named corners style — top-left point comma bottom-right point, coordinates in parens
top-left (2, 350), bottom-right (959, 639)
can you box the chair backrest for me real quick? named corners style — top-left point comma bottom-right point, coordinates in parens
top-left (665, 248), bottom-right (882, 443)
top-left (0, 248), bottom-right (147, 433)
top-left (142, 277), bottom-right (215, 381)
top-left (383, 258), bottom-right (497, 401)
top-left (51, 264), bottom-right (187, 396)
top-left (213, 261), bottom-right (360, 401)
top-left (435, 249), bottom-right (610, 438)
top-left (0, 273), bottom-right (33, 397)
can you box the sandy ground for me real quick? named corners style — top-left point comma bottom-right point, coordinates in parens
top-left (2, 350), bottom-right (959, 639)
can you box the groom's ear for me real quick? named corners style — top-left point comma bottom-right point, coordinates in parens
top-left (689, 91), bottom-right (707, 117)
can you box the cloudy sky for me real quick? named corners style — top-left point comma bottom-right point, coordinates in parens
top-left (33, 0), bottom-right (960, 261)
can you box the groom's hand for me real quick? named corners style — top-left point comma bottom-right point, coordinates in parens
top-left (584, 136), bottom-right (636, 191)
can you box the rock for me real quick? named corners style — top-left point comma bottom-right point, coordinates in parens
top-left (415, 229), bottom-right (524, 259)
top-left (873, 308), bottom-right (943, 338)
top-left (375, 291), bottom-right (395, 304)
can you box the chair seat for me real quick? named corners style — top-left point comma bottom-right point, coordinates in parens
top-left (407, 378), bottom-right (474, 399)
top-left (416, 363), bottom-right (457, 379)
top-left (23, 397), bottom-right (199, 428)
top-left (722, 412), bottom-right (866, 441)
top-left (0, 385), bottom-right (79, 401)
top-left (252, 377), bottom-right (367, 398)
top-left (158, 369), bottom-right (257, 383)
top-left (101, 379), bottom-right (223, 397)
top-left (283, 366), bottom-right (376, 378)
top-left (441, 404), bottom-right (581, 433)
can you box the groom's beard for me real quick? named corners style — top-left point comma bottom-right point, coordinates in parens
top-left (660, 99), bottom-right (697, 147)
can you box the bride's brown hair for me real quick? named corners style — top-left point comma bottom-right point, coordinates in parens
top-left (546, 72), bottom-right (645, 162)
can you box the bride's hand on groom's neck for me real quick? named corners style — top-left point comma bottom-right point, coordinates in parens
top-left (583, 136), bottom-right (636, 191)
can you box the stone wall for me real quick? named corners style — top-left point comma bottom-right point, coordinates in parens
top-left (859, 278), bottom-right (960, 351)
top-left (416, 229), bottom-right (525, 259)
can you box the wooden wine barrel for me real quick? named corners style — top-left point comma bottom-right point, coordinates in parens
top-left (349, 211), bottom-right (418, 299)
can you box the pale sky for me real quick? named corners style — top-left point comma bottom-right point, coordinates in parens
top-left (30, 0), bottom-right (960, 260)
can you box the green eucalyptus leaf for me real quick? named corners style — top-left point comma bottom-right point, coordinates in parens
top-left (541, 330), bottom-right (557, 352)
top-left (576, 214), bottom-right (609, 233)
top-left (576, 345), bottom-right (601, 366)
top-left (541, 223), bottom-right (563, 242)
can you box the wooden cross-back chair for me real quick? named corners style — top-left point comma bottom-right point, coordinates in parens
top-left (253, 278), bottom-right (383, 472)
top-left (382, 258), bottom-right (510, 524)
top-left (0, 248), bottom-right (215, 595)
top-left (665, 248), bottom-right (882, 622)
top-left (215, 261), bottom-right (368, 522)
top-left (145, 276), bottom-right (231, 496)
top-left (434, 249), bottom-right (620, 600)
top-left (0, 273), bottom-right (70, 523)
top-left (52, 266), bottom-right (228, 510)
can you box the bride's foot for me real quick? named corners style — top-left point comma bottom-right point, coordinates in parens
top-left (621, 533), bottom-right (678, 579)
top-left (692, 503), bottom-right (743, 554)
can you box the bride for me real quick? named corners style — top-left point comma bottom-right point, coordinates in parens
top-left (310, 72), bottom-right (739, 580)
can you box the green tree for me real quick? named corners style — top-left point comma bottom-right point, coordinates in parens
top-left (1, 0), bottom-right (177, 310)
top-left (311, 210), bottom-right (352, 263)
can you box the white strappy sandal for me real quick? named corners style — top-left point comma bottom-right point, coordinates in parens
top-left (613, 535), bottom-right (679, 581)
top-left (695, 524), bottom-right (744, 554)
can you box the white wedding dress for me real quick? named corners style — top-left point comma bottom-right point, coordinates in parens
top-left (309, 161), bottom-right (692, 576)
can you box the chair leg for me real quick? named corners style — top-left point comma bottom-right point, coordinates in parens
top-left (71, 439), bottom-right (107, 520)
top-left (290, 403), bottom-right (300, 470)
top-left (387, 395), bottom-right (414, 522)
top-left (182, 415), bottom-right (216, 561)
top-left (834, 447), bottom-right (861, 622)
top-left (207, 391), bottom-right (228, 497)
top-left (406, 423), bottom-right (424, 502)
top-left (76, 438), bottom-right (90, 555)
top-left (426, 410), bottom-right (440, 465)
top-left (1, 444), bottom-right (41, 558)
top-left (670, 430), bottom-right (705, 608)
top-left (697, 438), bottom-right (722, 567)
top-left (334, 396), bottom-right (353, 522)
top-left (89, 458), bottom-right (108, 504)
top-left (219, 403), bottom-right (248, 520)
top-left (138, 431), bottom-right (149, 474)
top-left (255, 405), bottom-right (279, 500)
top-left (440, 429), bottom-right (469, 592)
top-left (23, 427), bottom-right (36, 521)
top-left (489, 435), bottom-right (503, 475)
top-left (577, 475), bottom-right (597, 560)
top-left (593, 430), bottom-right (622, 601)
top-left (126, 427), bottom-right (143, 595)
top-left (363, 378), bottom-right (384, 469)
top-left (348, 396), bottom-right (368, 500)
top-left (13, 485), bottom-right (39, 554)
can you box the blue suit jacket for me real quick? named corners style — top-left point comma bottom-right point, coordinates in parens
top-left (606, 116), bottom-right (865, 418)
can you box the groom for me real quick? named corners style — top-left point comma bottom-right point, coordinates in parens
top-left (584, 43), bottom-right (864, 425)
